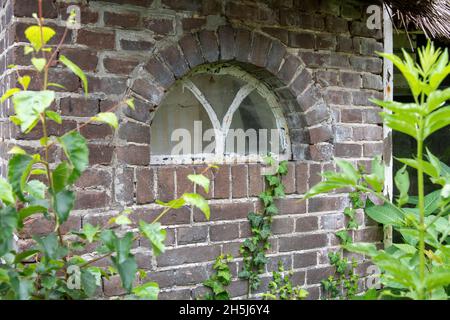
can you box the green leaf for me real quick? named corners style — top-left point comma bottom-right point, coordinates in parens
top-left (8, 146), bottom-right (27, 155)
top-left (396, 157), bottom-right (439, 178)
top-left (0, 178), bottom-right (15, 205)
top-left (24, 180), bottom-right (46, 200)
top-left (25, 26), bottom-right (56, 51)
top-left (81, 223), bottom-right (100, 243)
top-left (59, 55), bottom-right (88, 95)
top-left (393, 244), bottom-right (417, 255)
top-left (382, 113), bottom-right (418, 139)
top-left (423, 190), bottom-right (442, 215)
top-left (132, 282), bottom-right (159, 300)
top-left (139, 221), bottom-right (166, 256)
top-left (343, 243), bottom-right (378, 256)
top-left (304, 181), bottom-right (348, 199)
top-left (110, 214), bottom-right (132, 226)
top-left (18, 205), bottom-right (47, 224)
top-left (45, 110), bottom-right (62, 124)
top-left (19, 76), bottom-right (31, 90)
top-left (182, 193), bottom-right (210, 220)
top-left (8, 154), bottom-right (36, 201)
top-left (52, 162), bottom-right (71, 194)
top-left (1, 88), bottom-right (20, 103)
top-left (91, 112), bottom-right (118, 129)
top-left (81, 269), bottom-right (98, 297)
top-left (424, 106), bottom-right (450, 138)
top-left (34, 233), bottom-right (62, 261)
top-left (394, 166), bottom-right (410, 207)
top-left (155, 198), bottom-right (186, 209)
top-left (0, 207), bottom-right (18, 256)
top-left (364, 173), bottom-right (384, 193)
top-left (31, 57), bottom-right (46, 72)
top-left (188, 174), bottom-right (210, 193)
top-left (365, 203), bottom-right (405, 226)
top-left (53, 189), bottom-right (75, 224)
top-left (12, 90), bottom-right (55, 133)
top-left (58, 131), bottom-right (89, 183)
top-left (126, 98), bottom-right (135, 110)
top-left (112, 256), bottom-right (137, 293)
top-left (426, 87), bottom-right (450, 113)
top-left (425, 269), bottom-right (450, 291)
top-left (336, 230), bottom-right (352, 245)
top-left (13, 249), bottom-right (40, 264)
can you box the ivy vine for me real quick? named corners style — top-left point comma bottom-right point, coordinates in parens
top-left (238, 157), bottom-right (289, 295)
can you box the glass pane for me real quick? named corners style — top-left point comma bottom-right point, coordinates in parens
top-left (226, 90), bottom-right (278, 156)
top-left (151, 81), bottom-right (215, 157)
top-left (191, 73), bottom-right (245, 120)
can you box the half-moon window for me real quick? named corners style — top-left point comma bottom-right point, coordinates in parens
top-left (150, 64), bottom-right (291, 164)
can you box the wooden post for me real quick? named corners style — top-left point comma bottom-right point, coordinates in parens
top-left (382, 4), bottom-right (394, 248)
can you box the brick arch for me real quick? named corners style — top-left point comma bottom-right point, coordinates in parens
top-left (126, 25), bottom-right (335, 161)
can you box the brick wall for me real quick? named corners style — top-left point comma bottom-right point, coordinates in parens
top-left (0, 0), bottom-right (384, 299)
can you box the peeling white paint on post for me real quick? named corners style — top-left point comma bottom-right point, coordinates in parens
top-left (382, 4), bottom-right (394, 248)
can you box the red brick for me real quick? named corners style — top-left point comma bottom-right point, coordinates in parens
top-left (116, 145), bottom-right (150, 165)
top-left (103, 57), bottom-right (139, 75)
top-left (88, 144), bottom-right (114, 165)
top-left (182, 18), bottom-right (206, 31)
top-left (210, 223), bottom-right (239, 241)
top-left (231, 164), bottom-right (248, 198)
top-left (194, 201), bottom-right (254, 222)
top-left (279, 233), bottom-right (328, 252)
top-left (77, 29), bottom-right (115, 50)
top-left (75, 190), bottom-right (110, 209)
top-left (156, 167), bottom-right (175, 202)
top-left (60, 48), bottom-right (98, 72)
top-left (213, 165), bottom-right (230, 199)
top-left (104, 11), bottom-right (140, 29)
top-left (15, 0), bottom-right (57, 18)
top-left (144, 18), bottom-right (175, 35)
top-left (136, 167), bottom-right (154, 204)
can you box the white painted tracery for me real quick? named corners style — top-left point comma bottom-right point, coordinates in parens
top-left (151, 65), bottom-right (291, 164)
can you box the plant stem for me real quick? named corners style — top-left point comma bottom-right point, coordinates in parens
top-left (417, 115), bottom-right (426, 299)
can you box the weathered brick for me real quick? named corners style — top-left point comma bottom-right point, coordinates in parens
top-left (15, 0), bottom-right (57, 18)
top-left (306, 266), bottom-right (335, 285)
top-left (194, 202), bottom-right (254, 222)
top-left (218, 25), bottom-right (236, 61)
top-left (77, 29), bottom-right (115, 50)
top-left (136, 167), bottom-right (154, 204)
top-left (145, 57), bottom-right (175, 89)
top-left (76, 169), bottom-right (112, 189)
top-left (248, 164), bottom-right (264, 197)
top-left (272, 217), bottom-right (295, 234)
top-left (210, 223), bottom-right (239, 241)
top-left (340, 72), bottom-right (362, 88)
top-left (213, 165), bottom-right (230, 199)
top-left (88, 144), bottom-right (114, 165)
top-left (279, 233), bottom-right (328, 252)
top-left (156, 245), bottom-right (220, 267)
top-left (60, 48), bottom-right (98, 72)
top-left (104, 11), bottom-right (140, 29)
top-left (179, 34), bottom-right (204, 68)
top-left (115, 166), bottom-right (134, 205)
top-left (293, 251), bottom-right (317, 268)
top-left (119, 121), bottom-right (150, 144)
top-left (160, 45), bottom-right (189, 78)
top-left (162, 0), bottom-right (202, 11)
top-left (60, 97), bottom-right (99, 117)
top-left (133, 206), bottom-right (190, 226)
top-left (103, 56), bottom-right (139, 75)
top-left (231, 164), bottom-right (247, 198)
top-left (276, 198), bottom-right (306, 215)
top-left (176, 166), bottom-right (195, 195)
top-left (178, 226), bottom-right (208, 245)
top-left (288, 32), bottom-right (315, 49)
top-left (156, 167), bottom-right (175, 202)
top-left (116, 145), bottom-right (150, 165)
top-left (266, 40), bottom-right (286, 74)
top-left (250, 33), bottom-right (271, 67)
top-left (198, 30), bottom-right (219, 63)
top-left (120, 39), bottom-right (154, 51)
top-left (75, 190), bottom-right (110, 209)
top-left (182, 18), bottom-right (206, 31)
top-left (277, 56), bottom-right (302, 85)
top-left (144, 17), bottom-right (175, 35)
top-left (235, 29), bottom-right (252, 63)
top-left (296, 215), bottom-right (319, 232)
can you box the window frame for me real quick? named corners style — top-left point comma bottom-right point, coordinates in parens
top-left (150, 64), bottom-right (292, 165)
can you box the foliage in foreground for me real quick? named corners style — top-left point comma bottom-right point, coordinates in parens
top-left (305, 42), bottom-right (450, 300)
top-left (0, 6), bottom-right (212, 300)
top-left (200, 254), bottom-right (233, 300)
top-left (262, 261), bottom-right (308, 300)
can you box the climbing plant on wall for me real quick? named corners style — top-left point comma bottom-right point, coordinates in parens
top-left (305, 41), bottom-right (450, 300)
top-left (0, 3), bottom-right (212, 300)
top-left (238, 156), bottom-right (288, 296)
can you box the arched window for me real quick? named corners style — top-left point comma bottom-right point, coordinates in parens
top-left (150, 64), bottom-right (291, 164)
